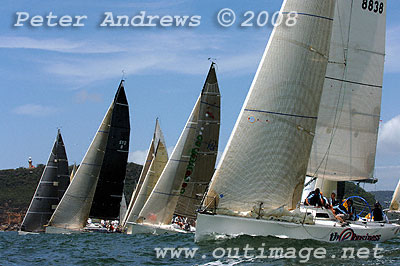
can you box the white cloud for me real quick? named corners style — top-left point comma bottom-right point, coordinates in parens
top-left (74, 90), bottom-right (103, 103)
top-left (386, 26), bottom-right (400, 73)
top-left (377, 114), bottom-right (400, 153)
top-left (12, 104), bottom-right (57, 116)
top-left (0, 36), bottom-right (126, 54)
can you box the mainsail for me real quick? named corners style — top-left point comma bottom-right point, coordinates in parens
top-left (204, 0), bottom-right (335, 213)
top-left (307, 0), bottom-right (386, 182)
top-left (390, 179), bottom-right (400, 211)
top-left (123, 119), bottom-right (168, 226)
top-left (138, 63), bottom-right (219, 225)
top-left (48, 81), bottom-right (128, 230)
top-left (89, 81), bottom-right (130, 220)
top-left (20, 130), bottom-right (69, 232)
top-left (174, 64), bottom-right (220, 219)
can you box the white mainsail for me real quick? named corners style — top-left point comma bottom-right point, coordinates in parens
top-left (307, 0), bottom-right (386, 183)
top-left (123, 119), bottom-right (168, 225)
top-left (390, 179), bottom-right (400, 211)
top-left (204, 0), bottom-right (336, 213)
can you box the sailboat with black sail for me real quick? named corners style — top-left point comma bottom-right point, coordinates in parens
top-left (45, 81), bottom-right (129, 234)
top-left (196, 0), bottom-right (400, 242)
top-left (19, 130), bottom-right (69, 234)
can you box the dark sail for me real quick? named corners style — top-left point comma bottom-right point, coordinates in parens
top-left (89, 80), bottom-right (130, 220)
top-left (20, 130), bottom-right (70, 232)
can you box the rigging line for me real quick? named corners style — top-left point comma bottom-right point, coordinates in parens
top-left (311, 0), bottom-right (350, 180)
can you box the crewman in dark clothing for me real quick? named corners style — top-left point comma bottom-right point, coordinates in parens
top-left (305, 188), bottom-right (324, 207)
top-left (333, 199), bottom-right (355, 223)
top-left (372, 202), bottom-right (384, 222)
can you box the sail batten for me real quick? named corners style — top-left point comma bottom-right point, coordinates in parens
top-left (204, 0), bottom-right (336, 213)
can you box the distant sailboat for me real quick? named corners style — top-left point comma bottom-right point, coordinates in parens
top-left (119, 192), bottom-right (127, 225)
top-left (123, 119), bottom-right (168, 230)
top-left (46, 81), bottom-right (129, 233)
top-left (69, 163), bottom-right (78, 182)
top-left (126, 63), bottom-right (221, 234)
top-left (89, 81), bottom-right (130, 220)
top-left (196, 0), bottom-right (400, 242)
top-left (387, 179), bottom-right (400, 222)
top-left (19, 130), bottom-right (69, 234)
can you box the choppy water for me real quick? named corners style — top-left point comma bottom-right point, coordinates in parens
top-left (0, 231), bottom-right (399, 266)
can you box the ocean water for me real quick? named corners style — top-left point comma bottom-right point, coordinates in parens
top-left (0, 231), bottom-right (399, 266)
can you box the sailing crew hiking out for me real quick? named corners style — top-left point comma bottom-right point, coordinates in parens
top-left (305, 188), bottom-right (324, 207)
top-left (333, 199), bottom-right (355, 224)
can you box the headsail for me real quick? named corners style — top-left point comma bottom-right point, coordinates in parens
top-left (89, 81), bottom-right (130, 220)
top-left (20, 130), bottom-right (69, 232)
top-left (119, 192), bottom-right (127, 225)
top-left (307, 0), bottom-right (386, 182)
top-left (48, 82), bottom-right (127, 230)
top-left (204, 0), bottom-right (335, 213)
top-left (123, 119), bottom-right (168, 226)
top-left (390, 179), bottom-right (400, 211)
top-left (174, 64), bottom-right (221, 219)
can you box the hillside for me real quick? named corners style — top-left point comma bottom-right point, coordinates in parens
top-left (370, 190), bottom-right (394, 209)
top-left (0, 162), bottom-right (142, 230)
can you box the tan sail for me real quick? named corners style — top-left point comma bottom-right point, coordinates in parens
top-left (69, 163), bottom-right (78, 182)
top-left (390, 179), bottom-right (400, 211)
top-left (123, 119), bottom-right (168, 226)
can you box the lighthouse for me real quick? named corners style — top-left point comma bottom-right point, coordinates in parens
top-left (28, 157), bottom-right (34, 168)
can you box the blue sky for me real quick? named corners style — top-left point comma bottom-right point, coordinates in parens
top-left (0, 1), bottom-right (399, 191)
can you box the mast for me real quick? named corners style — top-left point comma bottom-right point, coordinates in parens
top-left (20, 130), bottom-right (69, 232)
top-left (89, 80), bottom-right (130, 220)
top-left (204, 0), bottom-right (336, 213)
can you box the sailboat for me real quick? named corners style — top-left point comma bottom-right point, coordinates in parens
top-left (126, 63), bottom-right (221, 234)
top-left (123, 119), bottom-right (169, 230)
top-left (19, 130), bottom-right (70, 234)
top-left (45, 80), bottom-right (129, 234)
top-left (69, 163), bottom-right (78, 182)
top-left (195, 0), bottom-right (400, 242)
top-left (386, 179), bottom-right (400, 222)
top-left (89, 81), bottom-right (130, 221)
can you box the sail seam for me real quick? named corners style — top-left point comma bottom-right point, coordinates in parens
top-left (244, 109), bottom-right (317, 119)
top-left (200, 101), bottom-right (220, 109)
top-left (282, 12), bottom-right (333, 21)
top-left (325, 76), bottom-right (382, 88)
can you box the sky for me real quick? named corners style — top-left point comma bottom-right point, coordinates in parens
top-left (0, 0), bottom-right (400, 191)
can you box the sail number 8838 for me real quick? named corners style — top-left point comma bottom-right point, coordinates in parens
top-left (362, 0), bottom-right (384, 14)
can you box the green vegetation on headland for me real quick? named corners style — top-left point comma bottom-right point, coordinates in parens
top-left (0, 163), bottom-right (142, 230)
top-left (0, 163), bottom-right (391, 230)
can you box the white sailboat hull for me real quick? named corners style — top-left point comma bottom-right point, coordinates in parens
top-left (125, 222), bottom-right (192, 235)
top-left (195, 213), bottom-right (400, 243)
top-left (18, 231), bottom-right (40, 235)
